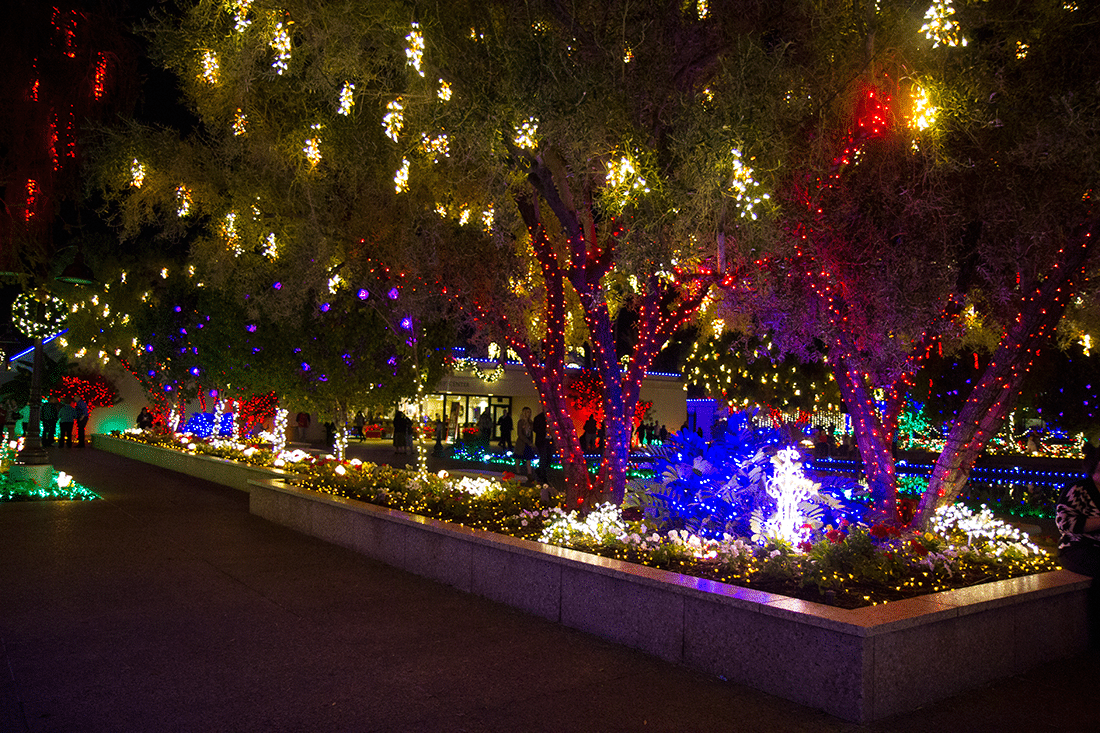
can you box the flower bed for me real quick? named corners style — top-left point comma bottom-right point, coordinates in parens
top-left (0, 438), bottom-right (98, 502)
top-left (104, 430), bottom-right (1057, 609)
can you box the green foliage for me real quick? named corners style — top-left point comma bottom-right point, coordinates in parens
top-left (0, 352), bottom-right (71, 410)
top-left (685, 330), bottom-right (841, 412)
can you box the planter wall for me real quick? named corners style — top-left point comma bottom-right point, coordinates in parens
top-left (93, 434), bottom-right (290, 493)
top-left (246, 477), bottom-right (1090, 723)
top-left (95, 434), bottom-right (1091, 723)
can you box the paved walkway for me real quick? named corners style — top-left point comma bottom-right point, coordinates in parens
top-left (2, 445), bottom-right (1099, 732)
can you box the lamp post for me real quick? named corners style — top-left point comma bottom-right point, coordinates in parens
top-left (11, 295), bottom-right (55, 485)
top-left (10, 252), bottom-right (96, 485)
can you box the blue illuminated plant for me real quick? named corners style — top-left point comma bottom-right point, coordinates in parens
top-left (626, 410), bottom-right (862, 541)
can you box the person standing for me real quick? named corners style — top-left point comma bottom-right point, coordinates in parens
top-left (514, 407), bottom-right (534, 478)
top-left (40, 398), bottom-right (59, 447)
top-left (392, 410), bottom-right (407, 454)
top-left (478, 409), bottom-right (493, 446)
top-left (295, 411), bottom-right (310, 442)
top-left (582, 414), bottom-right (597, 452)
top-left (433, 414), bottom-right (445, 455)
top-left (1056, 444), bottom-right (1100, 576)
top-left (75, 398), bottom-right (90, 448)
top-left (58, 401), bottom-right (76, 448)
top-left (137, 407), bottom-right (154, 430)
top-left (497, 410), bottom-right (513, 451)
top-left (533, 410), bottom-right (550, 485)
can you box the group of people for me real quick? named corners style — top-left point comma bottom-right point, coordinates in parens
top-left (39, 397), bottom-right (90, 448)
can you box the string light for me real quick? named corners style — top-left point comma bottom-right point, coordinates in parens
top-left (200, 50), bottom-right (220, 84)
top-left (232, 108), bottom-right (248, 136)
top-left (909, 85), bottom-right (937, 131)
top-left (920, 0), bottom-right (967, 48)
top-left (438, 79), bottom-right (452, 101)
top-left (513, 117), bottom-right (538, 150)
top-left (129, 159), bottom-right (145, 188)
top-left (605, 154), bottom-right (650, 209)
top-left (419, 132), bottom-right (449, 161)
top-left (394, 158), bottom-right (410, 193)
top-left (727, 147), bottom-right (769, 220)
top-left (222, 211), bottom-right (241, 256)
top-left (337, 82), bottom-right (355, 115)
top-left (12, 293), bottom-right (67, 339)
top-left (176, 185), bottom-right (192, 217)
top-left (271, 22), bottom-right (292, 74)
top-left (24, 179), bottom-right (38, 220)
top-left (93, 53), bottom-right (109, 100)
top-left (228, 0), bottom-right (252, 33)
top-left (303, 123), bottom-right (322, 166)
top-left (262, 232), bottom-right (278, 259)
top-left (383, 98), bottom-right (404, 142)
top-left (405, 22), bottom-right (425, 76)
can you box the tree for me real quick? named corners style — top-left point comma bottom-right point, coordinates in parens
top-left (723, 0), bottom-right (1099, 526)
top-left (80, 0), bottom-right (454, 444)
top-left (1, 0), bottom-right (137, 468)
top-left (684, 330), bottom-right (842, 416)
top-left (387, 0), bottom-right (792, 506)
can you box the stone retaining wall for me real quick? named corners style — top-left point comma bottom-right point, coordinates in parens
top-left (93, 434), bottom-right (290, 493)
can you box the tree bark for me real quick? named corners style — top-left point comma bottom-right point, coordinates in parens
top-left (832, 347), bottom-right (902, 522)
top-left (915, 221), bottom-right (1097, 527)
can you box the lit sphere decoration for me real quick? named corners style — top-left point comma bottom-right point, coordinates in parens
top-left (12, 292), bottom-right (67, 339)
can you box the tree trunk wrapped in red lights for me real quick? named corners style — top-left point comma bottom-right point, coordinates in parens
top-left (916, 223), bottom-right (1097, 527)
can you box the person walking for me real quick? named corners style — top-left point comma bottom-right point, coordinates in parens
top-left (58, 401), bottom-right (76, 448)
top-left (1056, 444), bottom-right (1100, 576)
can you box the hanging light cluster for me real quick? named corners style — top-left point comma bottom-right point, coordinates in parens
top-left (12, 292), bottom-right (67, 339)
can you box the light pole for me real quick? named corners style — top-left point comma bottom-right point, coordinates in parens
top-left (11, 294), bottom-right (57, 485)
